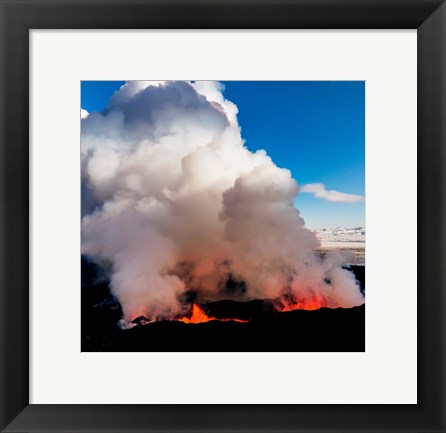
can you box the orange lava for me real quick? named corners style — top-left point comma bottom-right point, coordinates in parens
top-left (276, 295), bottom-right (329, 312)
top-left (178, 304), bottom-right (248, 324)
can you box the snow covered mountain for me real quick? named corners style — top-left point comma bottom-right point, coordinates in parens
top-left (312, 227), bottom-right (365, 265)
top-left (313, 227), bottom-right (365, 243)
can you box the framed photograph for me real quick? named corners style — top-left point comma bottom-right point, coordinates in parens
top-left (1, 1), bottom-right (444, 432)
top-left (79, 79), bottom-right (366, 353)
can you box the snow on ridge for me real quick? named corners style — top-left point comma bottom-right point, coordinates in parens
top-left (312, 227), bottom-right (365, 243)
top-left (312, 227), bottom-right (365, 265)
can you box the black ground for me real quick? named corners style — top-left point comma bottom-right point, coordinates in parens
top-left (81, 256), bottom-right (365, 352)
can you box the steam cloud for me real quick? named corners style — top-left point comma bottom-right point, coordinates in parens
top-left (81, 81), bottom-right (364, 324)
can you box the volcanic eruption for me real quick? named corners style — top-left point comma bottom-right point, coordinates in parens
top-left (81, 81), bottom-right (364, 330)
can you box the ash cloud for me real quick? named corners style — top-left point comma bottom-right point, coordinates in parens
top-left (81, 81), bottom-right (364, 323)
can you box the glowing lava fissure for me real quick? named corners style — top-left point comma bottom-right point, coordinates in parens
top-left (177, 296), bottom-right (331, 325)
top-left (178, 304), bottom-right (248, 324)
top-left (132, 295), bottom-right (335, 326)
top-left (274, 294), bottom-right (330, 312)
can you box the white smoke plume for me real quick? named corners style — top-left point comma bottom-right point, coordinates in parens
top-left (81, 81), bottom-right (364, 323)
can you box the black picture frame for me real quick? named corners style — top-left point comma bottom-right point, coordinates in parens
top-left (1, 1), bottom-right (445, 432)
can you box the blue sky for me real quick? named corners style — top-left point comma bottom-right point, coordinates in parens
top-left (81, 81), bottom-right (365, 229)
